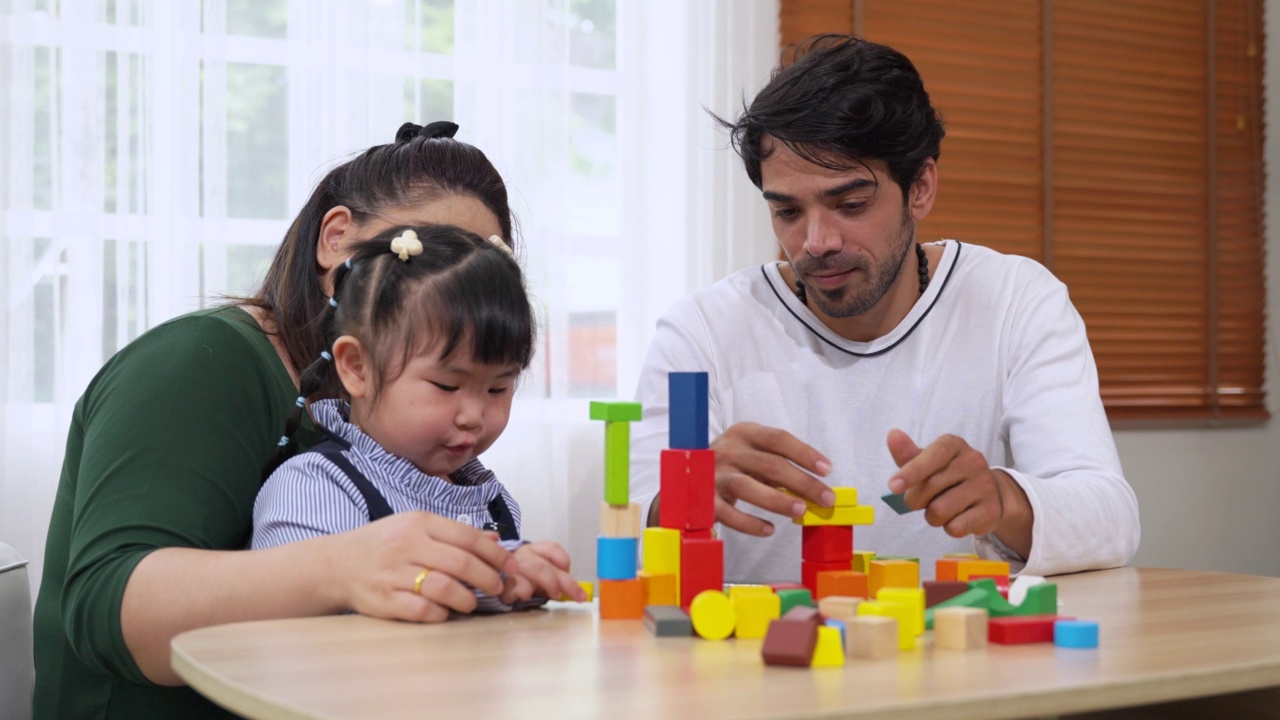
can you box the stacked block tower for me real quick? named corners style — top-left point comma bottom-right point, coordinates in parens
top-left (590, 400), bottom-right (645, 619)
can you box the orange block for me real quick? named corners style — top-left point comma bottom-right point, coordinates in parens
top-left (640, 572), bottom-right (678, 606)
top-left (935, 558), bottom-right (963, 583)
top-left (957, 560), bottom-right (1010, 582)
top-left (869, 560), bottom-right (919, 596)
top-left (815, 570), bottom-right (868, 600)
top-left (600, 578), bottom-right (645, 619)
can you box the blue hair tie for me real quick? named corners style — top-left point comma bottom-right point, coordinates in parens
top-left (320, 351), bottom-right (333, 362)
top-left (294, 396), bottom-right (305, 408)
top-left (276, 435), bottom-right (289, 447)
top-left (329, 297), bottom-right (338, 308)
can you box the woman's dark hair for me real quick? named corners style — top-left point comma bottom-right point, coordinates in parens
top-left (240, 121), bottom-right (516, 382)
top-left (715, 34), bottom-right (946, 199)
top-left (262, 223), bottom-right (535, 478)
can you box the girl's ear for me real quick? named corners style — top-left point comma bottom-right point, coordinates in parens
top-left (332, 335), bottom-right (371, 399)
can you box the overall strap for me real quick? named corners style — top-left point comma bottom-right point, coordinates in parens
top-left (485, 495), bottom-right (520, 541)
top-left (307, 432), bottom-right (395, 522)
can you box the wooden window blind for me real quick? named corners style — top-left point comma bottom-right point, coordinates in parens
top-left (779, 0), bottom-right (1267, 423)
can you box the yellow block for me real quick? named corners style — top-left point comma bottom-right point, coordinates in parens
top-left (642, 527), bottom-right (681, 576)
top-left (726, 584), bottom-right (774, 602)
top-left (811, 625), bottom-right (846, 667)
top-left (869, 559), bottom-right (919, 596)
top-left (877, 587), bottom-right (925, 636)
top-left (852, 550), bottom-right (876, 574)
top-left (957, 559), bottom-right (1011, 581)
top-left (830, 487), bottom-right (858, 507)
top-left (559, 580), bottom-right (594, 602)
top-left (793, 505), bottom-right (875, 526)
top-left (733, 592), bottom-right (781, 639)
top-left (689, 591), bottom-right (736, 641)
top-left (858, 600), bottom-right (915, 650)
top-left (639, 572), bottom-right (678, 606)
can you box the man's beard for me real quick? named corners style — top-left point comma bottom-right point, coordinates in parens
top-left (793, 210), bottom-right (916, 319)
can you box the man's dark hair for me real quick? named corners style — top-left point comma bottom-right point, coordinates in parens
top-left (716, 34), bottom-right (945, 199)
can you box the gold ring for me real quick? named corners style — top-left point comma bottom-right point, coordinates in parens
top-left (413, 567), bottom-right (431, 595)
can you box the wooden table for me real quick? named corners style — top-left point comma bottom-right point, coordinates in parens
top-left (170, 567), bottom-right (1280, 720)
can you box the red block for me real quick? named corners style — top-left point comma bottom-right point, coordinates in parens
top-left (802, 525), bottom-right (853, 563)
top-left (989, 615), bottom-right (1071, 645)
top-left (660, 449), bottom-right (716, 531)
top-left (761, 618), bottom-right (819, 667)
top-left (680, 537), bottom-right (724, 608)
top-left (801, 559), bottom-right (849, 596)
top-left (683, 528), bottom-right (713, 540)
top-left (970, 574), bottom-right (1010, 599)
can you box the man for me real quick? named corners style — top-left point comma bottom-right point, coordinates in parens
top-left (629, 34), bottom-right (1139, 582)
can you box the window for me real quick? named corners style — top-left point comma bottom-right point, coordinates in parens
top-left (780, 0), bottom-right (1268, 423)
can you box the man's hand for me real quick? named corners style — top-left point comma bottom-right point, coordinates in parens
top-left (707, 422), bottom-right (835, 536)
top-left (886, 429), bottom-right (1032, 557)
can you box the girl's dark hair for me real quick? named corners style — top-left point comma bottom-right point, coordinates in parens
top-left (715, 34), bottom-right (946, 199)
top-left (262, 223), bottom-right (535, 478)
top-left (240, 121), bottom-right (516, 383)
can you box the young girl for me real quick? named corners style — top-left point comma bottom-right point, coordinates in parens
top-left (251, 223), bottom-right (585, 609)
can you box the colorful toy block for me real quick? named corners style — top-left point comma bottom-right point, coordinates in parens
top-left (935, 557), bottom-right (963, 582)
top-left (679, 537), bottom-right (723, 608)
top-left (824, 618), bottom-right (847, 647)
top-left (761, 617), bottom-right (819, 667)
top-left (683, 528), bottom-right (714, 539)
top-left (733, 592), bottom-right (781, 639)
top-left (1008, 575), bottom-right (1048, 606)
top-left (869, 559), bottom-right (919, 596)
top-left (957, 560), bottom-right (1011, 582)
top-left (668, 372), bottom-right (709, 449)
top-left (599, 501), bottom-right (642, 538)
top-left (924, 580), bottom-right (971, 608)
top-left (599, 578), bottom-right (644, 619)
top-left (817, 596), bottom-right (862, 622)
top-left (816, 570), bottom-right (868, 600)
top-left (852, 550), bottom-right (876, 574)
top-left (641, 527), bottom-right (680, 576)
top-left (690, 590), bottom-right (736, 640)
top-left (880, 491), bottom-right (913, 514)
top-left (558, 580), bottom-right (594, 602)
top-left (658, 449), bottom-right (715, 531)
top-left (769, 582), bottom-right (807, 593)
top-left (877, 587), bottom-right (925, 636)
top-left (644, 605), bottom-right (692, 637)
top-left (726, 584), bottom-right (774, 601)
top-left (794, 505), bottom-right (874, 526)
top-left (776, 588), bottom-right (813, 616)
top-left (874, 555), bottom-right (919, 564)
top-left (924, 587), bottom-right (991, 630)
top-left (830, 487), bottom-right (859, 506)
top-left (970, 574), bottom-right (1010, 599)
top-left (589, 401), bottom-right (643, 422)
top-left (933, 607), bottom-right (988, 651)
top-left (639, 571), bottom-right (678, 606)
top-left (802, 525), bottom-right (853, 563)
top-left (857, 600), bottom-right (915, 650)
top-left (596, 536), bottom-right (638, 580)
top-left (811, 626), bottom-right (845, 667)
top-left (604, 421), bottom-right (631, 504)
top-left (848, 615), bottom-right (898, 659)
top-left (802, 559), bottom-right (849, 596)
top-left (968, 579), bottom-right (1058, 618)
top-left (989, 615), bottom-right (1068, 645)
top-left (1054, 619), bottom-right (1099, 649)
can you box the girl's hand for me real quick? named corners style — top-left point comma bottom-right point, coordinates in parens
top-left (325, 511), bottom-right (520, 622)
top-left (499, 541), bottom-right (586, 604)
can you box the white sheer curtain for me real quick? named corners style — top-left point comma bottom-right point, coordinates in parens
top-left (0, 0), bottom-right (779, 601)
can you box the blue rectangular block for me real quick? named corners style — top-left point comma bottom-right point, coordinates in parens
top-left (596, 536), bottom-right (638, 580)
top-left (668, 372), bottom-right (709, 450)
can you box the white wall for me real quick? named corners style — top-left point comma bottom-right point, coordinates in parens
top-left (1110, 0), bottom-right (1280, 578)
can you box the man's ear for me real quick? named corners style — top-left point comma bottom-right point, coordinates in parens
top-left (317, 206), bottom-right (354, 294)
top-left (908, 157), bottom-right (938, 221)
top-left (332, 335), bottom-right (371, 400)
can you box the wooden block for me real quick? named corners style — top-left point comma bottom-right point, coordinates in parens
top-left (781, 605), bottom-right (824, 630)
top-left (957, 560), bottom-right (1011, 582)
top-left (603, 421), bottom-right (631, 504)
top-left (810, 625), bottom-right (845, 667)
top-left (679, 537), bottom-right (723, 608)
top-left (641, 527), bottom-right (681, 576)
top-left (690, 590), bottom-right (736, 640)
top-left (1054, 619), bottom-right (1100, 648)
top-left (684, 450), bottom-right (716, 531)
top-left (934, 607), bottom-right (988, 650)
top-left (761, 618), bottom-right (819, 667)
top-left (683, 528), bottom-right (714, 539)
top-left (989, 615), bottom-right (1068, 645)
top-left (726, 584), bottom-right (773, 601)
top-left (869, 559), bottom-right (919, 596)
top-left (599, 501), bottom-right (641, 538)
top-left (794, 505), bottom-right (875, 526)
top-left (558, 580), bottom-right (594, 602)
top-left (830, 487), bottom-right (859, 506)
top-left (733, 592), bottom-right (781, 639)
top-left (596, 536), bottom-right (637, 580)
top-left (969, 574), bottom-right (1010, 599)
top-left (599, 579), bottom-right (644, 619)
top-left (776, 588), bottom-right (813, 616)
top-left (935, 557), bottom-right (963, 583)
top-left (639, 571), bottom-right (678, 606)
top-left (852, 550), bottom-right (876, 575)
top-left (824, 618), bottom-right (847, 648)
top-left (817, 596), bottom-right (862, 623)
top-left (658, 449), bottom-right (714, 530)
top-left (802, 525), bottom-right (853, 563)
top-left (589, 401), bottom-right (643, 422)
top-left (924, 580), bottom-right (971, 608)
top-left (877, 587), bottom-right (925, 636)
top-left (967, 578), bottom-right (1057, 618)
top-left (924, 587), bottom-right (991, 630)
top-left (816, 570), bottom-right (868, 600)
top-left (668, 372), bottom-right (709, 449)
top-left (848, 615), bottom-right (898, 659)
top-left (802, 559), bottom-right (849, 596)
top-left (857, 600), bottom-right (915, 650)
top-left (769, 582), bottom-right (806, 593)
top-left (644, 605), bottom-right (692, 637)
top-left (880, 491), bottom-right (912, 514)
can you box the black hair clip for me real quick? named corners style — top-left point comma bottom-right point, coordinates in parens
top-left (395, 120), bottom-right (459, 143)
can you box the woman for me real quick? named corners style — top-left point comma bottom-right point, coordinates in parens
top-left (32, 122), bottom-right (543, 719)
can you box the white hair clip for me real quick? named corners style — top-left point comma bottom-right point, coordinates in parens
top-left (488, 235), bottom-right (514, 256)
top-left (390, 229), bottom-right (423, 262)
